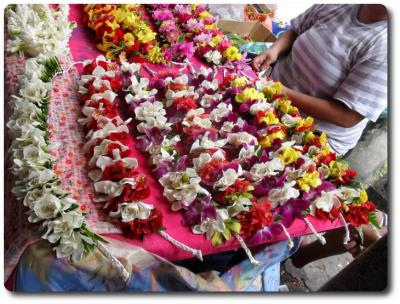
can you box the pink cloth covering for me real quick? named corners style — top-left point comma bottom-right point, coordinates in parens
top-left (68, 4), bottom-right (342, 261)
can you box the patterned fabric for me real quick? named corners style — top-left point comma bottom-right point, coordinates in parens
top-left (12, 237), bottom-right (299, 292)
top-left (271, 4), bottom-right (387, 155)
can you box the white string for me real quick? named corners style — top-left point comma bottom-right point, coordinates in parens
top-left (184, 58), bottom-right (196, 74)
top-left (96, 241), bottom-right (130, 284)
top-left (234, 234), bottom-right (261, 265)
top-left (279, 223), bottom-right (294, 250)
top-left (303, 217), bottom-right (326, 245)
top-left (158, 230), bottom-right (203, 261)
top-left (143, 64), bottom-right (156, 76)
top-left (339, 213), bottom-right (351, 245)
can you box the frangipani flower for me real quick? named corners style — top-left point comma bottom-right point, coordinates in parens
top-left (268, 181), bottom-right (300, 206)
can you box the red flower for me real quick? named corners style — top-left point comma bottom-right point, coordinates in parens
top-left (316, 151), bottom-right (337, 166)
top-left (315, 206), bottom-right (340, 221)
top-left (102, 160), bottom-right (137, 181)
top-left (119, 208), bottom-right (163, 240)
top-left (173, 96), bottom-right (198, 111)
top-left (106, 143), bottom-right (131, 158)
top-left (198, 158), bottom-right (226, 184)
top-left (332, 169), bottom-right (357, 186)
top-left (237, 201), bottom-right (273, 237)
top-left (345, 201), bottom-right (376, 227)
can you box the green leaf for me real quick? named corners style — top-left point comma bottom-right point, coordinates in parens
top-left (355, 226), bottom-right (364, 246)
top-left (368, 212), bottom-right (381, 229)
top-left (211, 232), bottom-right (222, 246)
top-left (222, 227), bottom-right (231, 241)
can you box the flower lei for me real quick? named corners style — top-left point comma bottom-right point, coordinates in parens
top-left (78, 56), bottom-right (203, 260)
top-left (119, 61), bottom-right (380, 257)
top-left (84, 4), bottom-right (165, 64)
top-left (6, 53), bottom-right (107, 260)
top-left (6, 4), bottom-right (76, 57)
top-left (146, 4), bottom-right (244, 66)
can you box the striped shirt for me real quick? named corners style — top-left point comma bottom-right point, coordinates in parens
top-left (271, 4), bottom-right (387, 155)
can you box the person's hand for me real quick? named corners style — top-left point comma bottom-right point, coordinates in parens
top-left (252, 48), bottom-right (279, 72)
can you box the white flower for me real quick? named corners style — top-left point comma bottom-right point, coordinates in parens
top-left (247, 158), bottom-right (285, 182)
top-left (182, 108), bottom-right (212, 129)
top-left (93, 178), bottom-right (137, 202)
top-left (91, 90), bottom-right (118, 102)
top-left (159, 168), bottom-right (209, 210)
top-left (227, 197), bottom-right (252, 217)
top-left (125, 75), bottom-right (157, 103)
top-left (200, 79), bottom-right (219, 91)
top-left (268, 181), bottom-right (300, 206)
top-left (92, 65), bottom-right (115, 78)
top-left (109, 202), bottom-right (153, 222)
top-left (121, 61), bottom-right (141, 75)
top-left (190, 132), bottom-right (227, 153)
top-left (255, 77), bottom-right (275, 91)
top-left (199, 93), bottom-right (222, 108)
top-left (192, 209), bottom-right (229, 239)
top-left (54, 231), bottom-right (85, 260)
top-left (151, 148), bottom-right (176, 166)
top-left (209, 103), bottom-right (232, 122)
top-left (226, 132), bottom-right (258, 147)
top-left (33, 193), bottom-right (63, 219)
top-left (249, 101), bottom-right (272, 116)
top-left (135, 101), bottom-right (166, 121)
top-left (238, 145), bottom-right (257, 160)
top-left (204, 50), bottom-right (222, 65)
top-left (43, 211), bottom-right (84, 243)
top-left (337, 187), bottom-right (360, 204)
top-left (214, 166), bottom-right (243, 191)
top-left (192, 150), bottom-right (225, 171)
top-left (195, 66), bottom-right (213, 78)
top-left (281, 114), bottom-right (301, 128)
top-left (311, 190), bottom-right (341, 215)
top-left (219, 121), bottom-right (234, 134)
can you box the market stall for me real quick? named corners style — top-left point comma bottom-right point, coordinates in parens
top-left (4, 4), bottom-right (380, 292)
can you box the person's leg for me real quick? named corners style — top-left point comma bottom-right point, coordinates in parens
top-left (291, 210), bottom-right (387, 268)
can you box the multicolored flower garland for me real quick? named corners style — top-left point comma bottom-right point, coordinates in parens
top-left (119, 60), bottom-right (381, 254)
top-left (78, 56), bottom-right (203, 260)
top-left (146, 4), bottom-right (244, 66)
top-left (84, 4), bottom-right (166, 64)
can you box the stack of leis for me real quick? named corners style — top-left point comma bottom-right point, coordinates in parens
top-left (146, 4), bottom-right (244, 66)
top-left (84, 4), bottom-right (165, 64)
top-left (6, 54), bottom-right (106, 260)
top-left (121, 62), bottom-right (381, 253)
top-left (78, 56), bottom-right (203, 260)
top-left (6, 4), bottom-right (76, 57)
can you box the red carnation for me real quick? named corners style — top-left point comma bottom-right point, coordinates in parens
top-left (345, 201), bottom-right (376, 227)
top-left (173, 96), bottom-right (198, 111)
top-left (119, 208), bottom-right (163, 240)
top-left (198, 158), bottom-right (226, 184)
top-left (237, 201), bottom-right (273, 237)
top-left (102, 160), bottom-right (137, 181)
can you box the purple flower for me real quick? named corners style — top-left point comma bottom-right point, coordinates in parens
top-left (301, 181), bottom-right (336, 201)
top-left (253, 172), bottom-right (287, 197)
top-left (153, 161), bottom-right (173, 179)
top-left (247, 223), bottom-right (282, 245)
top-left (275, 198), bottom-right (311, 227)
top-left (181, 196), bottom-right (217, 226)
top-left (172, 41), bottom-right (195, 59)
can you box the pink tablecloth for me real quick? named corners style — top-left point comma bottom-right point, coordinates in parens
top-left (3, 5), bottom-right (342, 285)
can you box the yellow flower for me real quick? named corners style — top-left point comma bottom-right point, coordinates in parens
top-left (258, 111), bottom-right (280, 126)
top-left (199, 11), bottom-right (213, 19)
top-left (342, 204), bottom-right (349, 212)
top-left (279, 147), bottom-right (301, 165)
top-left (304, 131), bottom-right (315, 143)
top-left (235, 88), bottom-right (265, 103)
top-left (297, 171), bottom-right (322, 192)
top-left (231, 77), bottom-right (250, 88)
top-left (360, 189), bottom-right (368, 203)
top-left (318, 144), bottom-right (332, 157)
top-left (260, 131), bottom-right (286, 148)
top-left (223, 46), bottom-right (242, 61)
top-left (123, 33), bottom-right (135, 47)
top-left (205, 24), bottom-right (218, 30)
top-left (136, 28), bottom-right (156, 43)
top-left (147, 45), bottom-right (166, 64)
top-left (329, 160), bottom-right (349, 177)
top-left (275, 98), bottom-right (298, 114)
top-left (209, 35), bottom-right (222, 47)
top-left (262, 82), bottom-right (283, 98)
top-left (319, 132), bottom-right (328, 146)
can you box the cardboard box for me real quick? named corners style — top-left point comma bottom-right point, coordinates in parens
top-left (218, 19), bottom-right (276, 42)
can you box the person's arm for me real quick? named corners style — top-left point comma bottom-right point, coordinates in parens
top-left (252, 29), bottom-right (298, 71)
top-left (282, 85), bottom-right (364, 128)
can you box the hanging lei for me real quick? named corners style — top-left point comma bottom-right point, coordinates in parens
top-left (78, 56), bottom-right (203, 260)
top-left (84, 4), bottom-right (166, 64)
top-left (146, 4), bottom-right (245, 67)
top-left (119, 60), bottom-right (380, 256)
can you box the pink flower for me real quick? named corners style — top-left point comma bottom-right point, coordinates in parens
top-left (153, 9), bottom-right (173, 21)
top-left (173, 41), bottom-right (195, 59)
